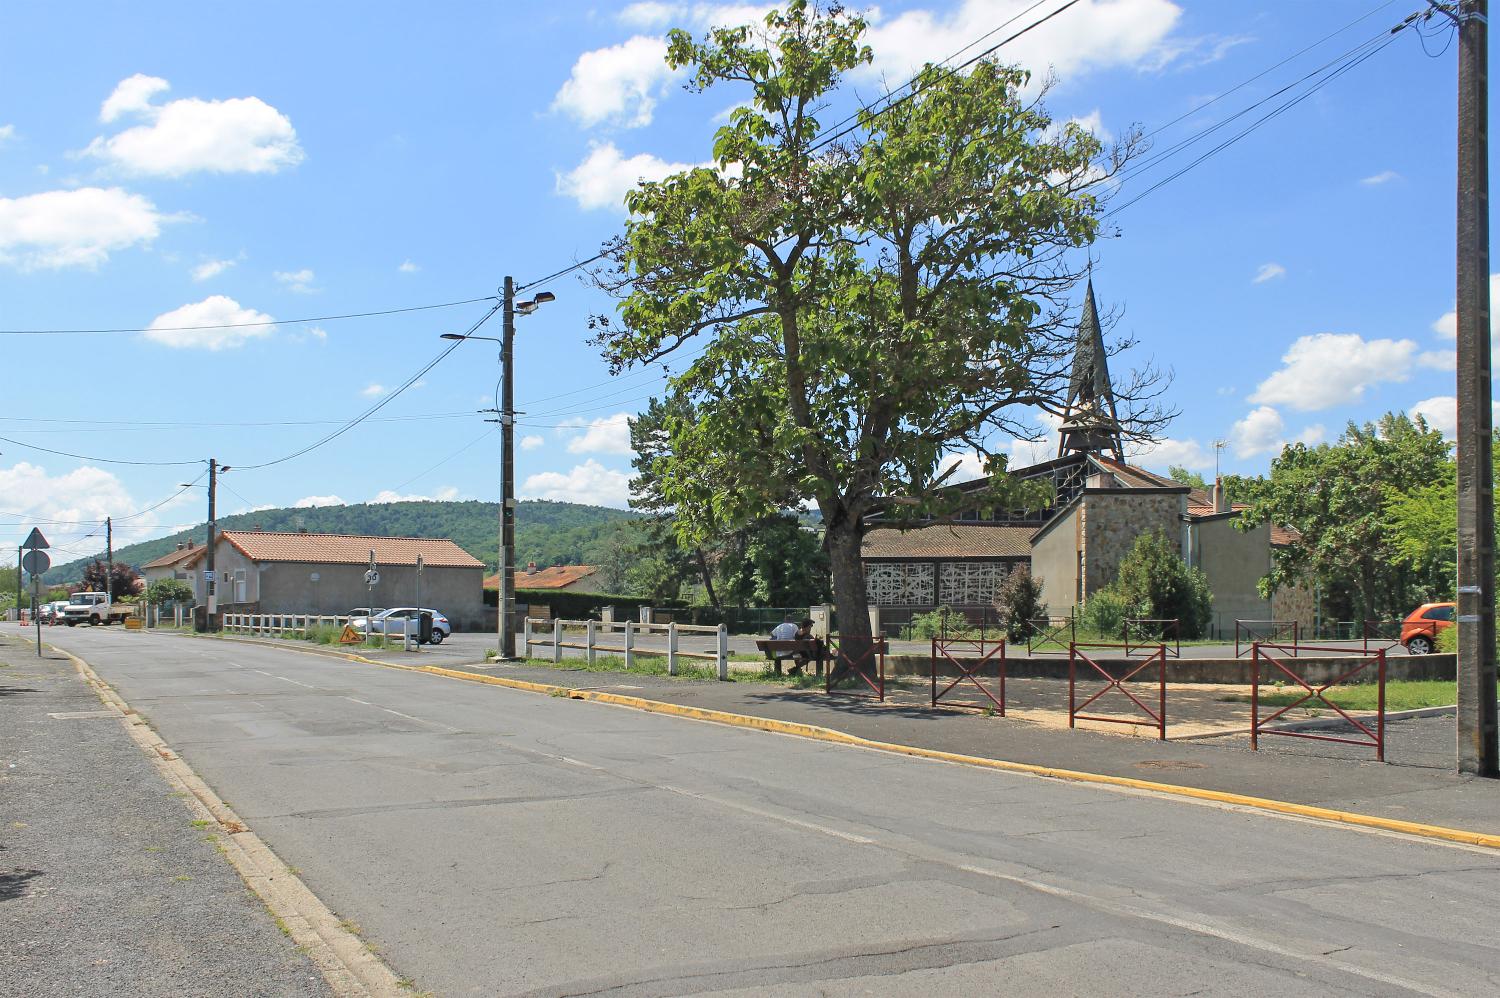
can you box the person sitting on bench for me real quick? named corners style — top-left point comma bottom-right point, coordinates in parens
top-left (769, 615), bottom-right (799, 672)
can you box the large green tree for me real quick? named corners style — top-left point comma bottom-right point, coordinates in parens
top-left (591, 3), bottom-right (1159, 657)
top-left (1240, 413), bottom-right (1453, 622)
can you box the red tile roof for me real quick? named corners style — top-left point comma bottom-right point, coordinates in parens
top-left (485, 565), bottom-right (598, 590)
top-left (220, 531), bottom-right (483, 569)
top-left (862, 525), bottom-right (1033, 559)
top-left (142, 544), bottom-right (206, 570)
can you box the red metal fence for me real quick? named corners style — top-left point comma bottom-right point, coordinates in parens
top-left (825, 635), bottom-right (886, 701)
top-left (1124, 617), bottom-right (1180, 658)
top-left (1251, 642), bottom-right (1387, 761)
top-left (1027, 614), bottom-right (1076, 655)
top-left (930, 637), bottom-right (1006, 713)
top-left (1069, 642), bottom-right (1168, 740)
top-left (1361, 619), bottom-right (1404, 653)
top-left (1235, 619), bottom-right (1298, 659)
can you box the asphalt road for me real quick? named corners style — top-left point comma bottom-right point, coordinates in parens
top-left (41, 626), bottom-right (1500, 997)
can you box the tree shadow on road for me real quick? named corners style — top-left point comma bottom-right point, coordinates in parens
top-left (0, 869), bottom-right (43, 902)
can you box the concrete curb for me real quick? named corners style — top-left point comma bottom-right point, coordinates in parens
top-left (182, 631), bottom-right (1500, 852)
top-left (56, 645), bottom-right (410, 998)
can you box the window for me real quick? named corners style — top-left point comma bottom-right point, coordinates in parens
top-left (865, 563), bottom-right (936, 606)
top-left (1422, 605), bottom-right (1455, 622)
top-left (938, 562), bottom-right (1010, 605)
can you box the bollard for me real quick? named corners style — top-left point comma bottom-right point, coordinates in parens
top-left (586, 620), bottom-right (597, 666)
top-left (552, 618), bottom-right (563, 664)
top-left (668, 622), bottom-right (679, 676)
top-left (716, 623), bottom-right (729, 680)
top-left (523, 616), bottom-right (533, 658)
top-left (625, 620), bottom-right (635, 669)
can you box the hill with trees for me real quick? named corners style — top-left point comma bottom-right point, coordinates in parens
top-left (39, 500), bottom-right (637, 584)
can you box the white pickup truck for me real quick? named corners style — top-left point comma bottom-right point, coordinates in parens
top-left (61, 592), bottom-right (134, 626)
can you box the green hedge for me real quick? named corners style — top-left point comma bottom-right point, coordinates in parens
top-left (515, 589), bottom-right (685, 620)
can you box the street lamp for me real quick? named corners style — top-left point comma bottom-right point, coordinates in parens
top-left (442, 280), bottom-right (555, 660)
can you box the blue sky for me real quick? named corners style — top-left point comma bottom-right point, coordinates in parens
top-left (0, 0), bottom-right (1487, 560)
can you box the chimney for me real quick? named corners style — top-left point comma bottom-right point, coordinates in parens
top-left (176, 541), bottom-right (185, 551)
top-left (1212, 477), bottom-right (1228, 514)
top-left (299, 527), bottom-right (308, 533)
top-left (527, 561), bottom-right (537, 574)
top-left (1086, 470), bottom-right (1115, 490)
top-left (187, 539), bottom-right (194, 549)
top-left (253, 523), bottom-right (261, 532)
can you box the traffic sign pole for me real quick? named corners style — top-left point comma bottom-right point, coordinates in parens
top-left (20, 529), bottom-right (49, 658)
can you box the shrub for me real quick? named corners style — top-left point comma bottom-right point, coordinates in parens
top-left (995, 566), bottom-right (1044, 641)
top-left (1079, 586), bottom-right (1141, 639)
top-left (909, 606), bottom-right (976, 640)
top-left (145, 578), bottom-right (195, 606)
top-left (1110, 530), bottom-right (1214, 638)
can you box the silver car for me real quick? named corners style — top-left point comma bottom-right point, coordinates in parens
top-left (352, 607), bottom-right (450, 644)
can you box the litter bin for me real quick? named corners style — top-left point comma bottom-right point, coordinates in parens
top-left (416, 611), bottom-right (434, 645)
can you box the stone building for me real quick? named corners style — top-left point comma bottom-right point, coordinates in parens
top-left (860, 281), bottom-right (1310, 637)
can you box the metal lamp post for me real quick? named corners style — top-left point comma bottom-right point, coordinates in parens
top-left (441, 281), bottom-right (555, 660)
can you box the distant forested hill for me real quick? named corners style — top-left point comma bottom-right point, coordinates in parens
top-left (41, 500), bottom-right (637, 584)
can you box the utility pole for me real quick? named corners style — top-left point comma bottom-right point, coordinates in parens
top-left (1455, 0), bottom-right (1498, 776)
top-left (500, 276), bottom-right (517, 660)
top-left (203, 458), bottom-right (219, 632)
top-left (105, 516), bottom-right (113, 603)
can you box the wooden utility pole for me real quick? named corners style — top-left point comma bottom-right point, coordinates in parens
top-left (105, 516), bottom-right (113, 602)
top-left (1456, 0), bottom-right (1498, 776)
top-left (500, 276), bottom-right (517, 660)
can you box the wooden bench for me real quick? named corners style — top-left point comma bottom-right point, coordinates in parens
top-left (755, 638), bottom-right (826, 677)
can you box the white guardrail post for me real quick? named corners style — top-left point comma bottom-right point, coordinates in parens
top-left (624, 620), bottom-right (635, 669)
top-left (586, 619), bottom-right (597, 666)
top-left (522, 616), bottom-right (533, 658)
top-left (668, 622), bottom-right (679, 676)
top-left (552, 619), bottom-right (563, 663)
top-left (716, 623), bottom-right (729, 680)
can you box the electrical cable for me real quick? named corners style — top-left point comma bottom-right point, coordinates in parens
top-left (0, 296), bottom-right (499, 336)
top-left (0, 435), bottom-right (204, 467)
top-left (233, 300), bottom-right (502, 471)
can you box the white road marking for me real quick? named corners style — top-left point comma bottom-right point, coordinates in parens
top-left (250, 669), bottom-right (317, 689)
top-left (659, 784), bottom-right (876, 845)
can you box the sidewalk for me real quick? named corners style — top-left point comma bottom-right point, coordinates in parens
top-left (0, 635), bottom-right (332, 998)
top-left (439, 656), bottom-right (1500, 839)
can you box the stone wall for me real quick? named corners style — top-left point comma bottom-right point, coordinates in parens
top-left (1271, 577), bottom-right (1318, 635)
top-left (1080, 492), bottom-right (1184, 598)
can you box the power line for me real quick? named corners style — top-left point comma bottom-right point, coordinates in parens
top-left (0, 296), bottom-right (499, 336)
top-left (234, 300), bottom-right (503, 471)
top-left (0, 434), bottom-right (203, 467)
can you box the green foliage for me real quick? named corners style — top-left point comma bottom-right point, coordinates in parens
top-left (1239, 413), bottom-right (1454, 621)
top-left (995, 566), bottom-right (1043, 641)
top-left (1079, 587), bottom-right (1141, 638)
top-left (1167, 466), bottom-right (1207, 490)
top-left (713, 514), bottom-right (830, 607)
top-left (145, 578), bottom-right (195, 605)
top-left (1104, 529), bottom-right (1213, 638)
top-left (516, 589), bottom-right (665, 620)
top-left (593, 2), bottom-right (1132, 637)
top-left (909, 606), bottom-right (977, 640)
top-left (43, 500), bottom-right (637, 584)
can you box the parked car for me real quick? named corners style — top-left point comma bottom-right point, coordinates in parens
top-left (61, 591), bottom-right (135, 626)
top-left (1401, 601), bottom-right (1455, 655)
top-left (350, 607), bottom-right (450, 644)
top-left (347, 607), bottom-right (387, 619)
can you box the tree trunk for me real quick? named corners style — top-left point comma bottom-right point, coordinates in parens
top-left (824, 518), bottom-right (873, 682)
top-left (695, 548), bottom-right (720, 609)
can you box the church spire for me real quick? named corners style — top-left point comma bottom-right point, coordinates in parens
top-left (1057, 279), bottom-right (1124, 461)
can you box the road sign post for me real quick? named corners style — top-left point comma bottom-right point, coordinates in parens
top-left (21, 529), bottom-right (49, 658)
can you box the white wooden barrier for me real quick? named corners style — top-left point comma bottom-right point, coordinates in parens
top-left (221, 613), bottom-right (352, 637)
top-left (522, 617), bottom-right (730, 680)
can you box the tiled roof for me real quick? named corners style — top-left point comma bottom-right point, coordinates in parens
top-left (142, 544), bottom-right (206, 570)
top-left (862, 525), bottom-right (1033, 559)
top-left (220, 531), bottom-right (484, 569)
top-left (1091, 457), bottom-right (1186, 490)
top-left (1271, 524), bottom-right (1301, 547)
top-left (486, 565), bottom-right (598, 590)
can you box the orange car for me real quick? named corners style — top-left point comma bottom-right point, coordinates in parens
top-left (1401, 601), bottom-right (1455, 655)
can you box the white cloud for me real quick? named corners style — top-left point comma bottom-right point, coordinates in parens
top-left (566, 413), bottom-right (634, 455)
top-left (1295, 423), bottom-right (1326, 447)
top-left (0, 461), bottom-right (135, 552)
top-left (0, 186), bottom-right (166, 269)
top-left (619, 1), bottom-right (683, 27)
top-left (1064, 109), bottom-right (1111, 140)
top-left (522, 460), bottom-right (631, 508)
top-left (1230, 405), bottom-right (1285, 459)
top-left (370, 487), bottom-right (460, 504)
top-left (1360, 170), bottom-right (1400, 186)
top-left (0, 123), bottom-right (15, 144)
top-left (1252, 262), bottom-right (1285, 284)
top-left (939, 452), bottom-right (989, 484)
top-left (1410, 396), bottom-right (1458, 439)
top-left (1431, 273), bottom-right (1500, 341)
top-left (1130, 437), bottom-right (1214, 473)
top-left (398, 259), bottom-right (420, 273)
top-left (274, 268), bottom-right (316, 293)
top-left (1249, 333), bottom-right (1416, 412)
top-left (143, 295), bottom-right (275, 350)
top-left (293, 494), bottom-right (345, 508)
top-left (191, 257), bottom-right (235, 281)
top-left (86, 74), bottom-right (303, 177)
top-left (862, 0), bottom-right (1182, 86)
top-left (1417, 349), bottom-right (1455, 372)
top-left (557, 142), bottom-right (699, 212)
top-left (553, 36), bottom-right (676, 128)
top-left (361, 383), bottom-right (385, 397)
top-left (307, 326), bottom-right (327, 342)
top-left (520, 434), bottom-right (545, 450)
top-left (99, 73), bottom-right (170, 122)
